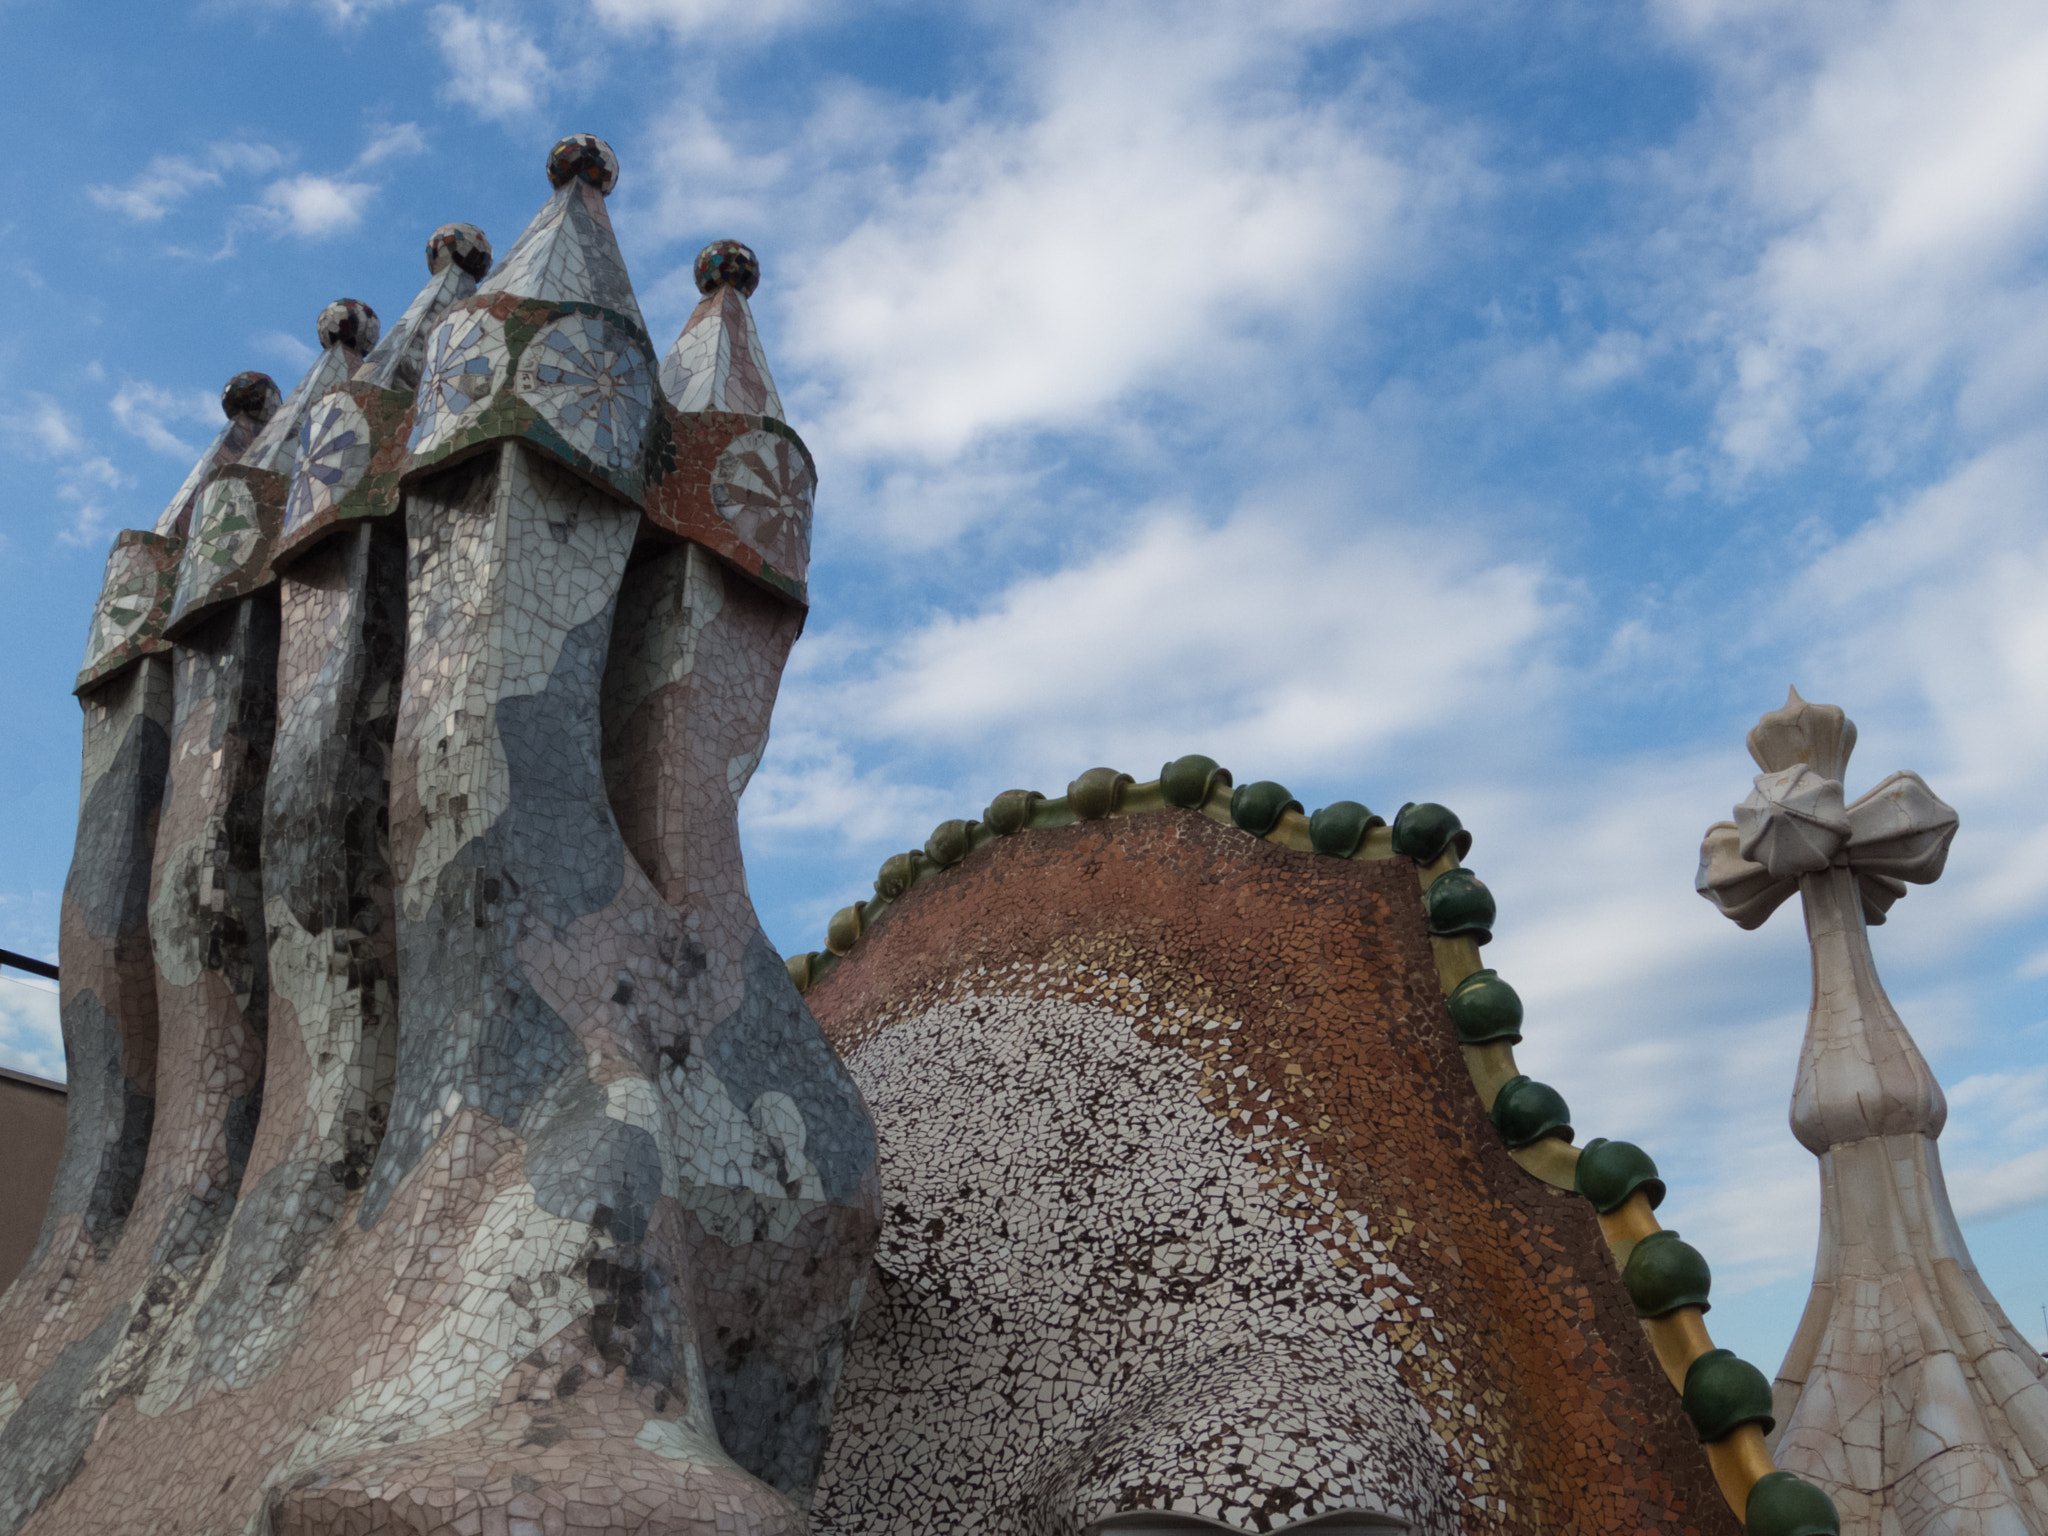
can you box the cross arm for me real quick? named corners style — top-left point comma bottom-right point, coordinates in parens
top-left (1697, 767), bottom-right (1956, 931)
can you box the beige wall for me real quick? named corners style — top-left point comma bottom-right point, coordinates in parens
top-left (0, 1067), bottom-right (65, 1294)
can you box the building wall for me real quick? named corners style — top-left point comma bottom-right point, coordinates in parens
top-left (0, 1067), bottom-right (66, 1293)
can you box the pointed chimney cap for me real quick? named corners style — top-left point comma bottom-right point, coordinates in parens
top-left (318, 298), bottom-right (381, 354)
top-left (220, 370), bottom-right (280, 428)
top-left (427, 222), bottom-right (493, 279)
top-left (546, 134), bottom-right (618, 196)
top-left (695, 239), bottom-right (761, 298)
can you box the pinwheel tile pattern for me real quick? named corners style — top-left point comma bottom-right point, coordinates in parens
top-left (711, 429), bottom-right (812, 586)
top-left (408, 309), bottom-right (504, 458)
top-left (516, 313), bottom-right (655, 470)
top-left (283, 394), bottom-right (373, 536)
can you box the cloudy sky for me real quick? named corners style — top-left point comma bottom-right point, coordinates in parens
top-left (3, 0), bottom-right (2047, 1373)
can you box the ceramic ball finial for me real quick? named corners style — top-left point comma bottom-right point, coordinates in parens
top-left (427, 222), bottom-right (493, 279)
top-left (694, 239), bottom-right (760, 298)
top-left (317, 298), bottom-right (380, 353)
top-left (546, 134), bottom-right (618, 196)
top-left (220, 371), bottom-right (281, 426)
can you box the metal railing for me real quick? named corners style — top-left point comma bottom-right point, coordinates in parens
top-left (0, 948), bottom-right (58, 982)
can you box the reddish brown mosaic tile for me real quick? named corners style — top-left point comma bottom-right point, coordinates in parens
top-left (805, 809), bottom-right (1739, 1535)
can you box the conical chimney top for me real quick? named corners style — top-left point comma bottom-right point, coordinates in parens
top-left (357, 225), bottom-right (492, 393)
top-left (153, 370), bottom-right (280, 535)
top-left (661, 239), bottom-right (784, 420)
top-left (242, 299), bottom-right (379, 476)
top-left (477, 134), bottom-right (644, 333)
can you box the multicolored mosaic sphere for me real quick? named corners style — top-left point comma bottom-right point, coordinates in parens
top-left (546, 134), bottom-right (618, 196)
top-left (220, 370), bottom-right (281, 425)
top-left (427, 222), bottom-right (493, 279)
top-left (694, 240), bottom-right (760, 298)
top-left (317, 298), bottom-right (381, 353)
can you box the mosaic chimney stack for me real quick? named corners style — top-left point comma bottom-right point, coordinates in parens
top-left (210, 228), bottom-right (491, 1383)
top-left (0, 365), bottom-right (278, 1526)
top-left (137, 300), bottom-right (376, 1302)
top-left (0, 135), bottom-right (876, 1536)
top-left (601, 226), bottom-right (852, 1494)
top-left (1698, 689), bottom-right (2048, 1534)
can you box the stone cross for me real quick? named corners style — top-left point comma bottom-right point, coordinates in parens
top-left (1698, 688), bottom-right (2048, 1535)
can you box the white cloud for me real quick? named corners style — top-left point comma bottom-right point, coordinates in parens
top-left (86, 141), bottom-right (284, 222)
top-left (1571, 0), bottom-right (2048, 965)
top-left (355, 121), bottom-right (429, 169)
top-left (88, 127), bottom-right (409, 246)
top-left (87, 156), bottom-right (219, 222)
top-left (1950, 1146), bottom-right (2048, 1223)
top-left (869, 512), bottom-right (1550, 767)
top-left (255, 329), bottom-right (320, 368)
top-left (1561, 331), bottom-right (1649, 392)
top-left (0, 396), bottom-right (134, 546)
top-left (754, 502), bottom-right (1558, 846)
top-left (260, 172), bottom-right (376, 237)
top-left (432, 5), bottom-right (553, 121)
top-left (590, 0), bottom-right (818, 38)
top-left (308, 0), bottom-right (406, 23)
top-left (1935, 1063), bottom-right (2048, 1222)
top-left (52, 461), bottom-right (128, 547)
top-left (212, 0), bottom-right (408, 25)
top-left (743, 727), bottom-right (959, 849)
top-left (245, 123), bottom-right (425, 238)
top-left (633, 93), bottom-right (799, 267)
top-left (109, 380), bottom-right (217, 457)
top-left (629, 6), bottom-right (1466, 464)
top-left (15, 396), bottom-right (86, 458)
top-left (849, 449), bottom-right (1047, 552)
top-left (1657, 0), bottom-right (2048, 472)
top-left (779, 13), bottom-right (1454, 461)
top-left (0, 975), bottom-right (61, 1084)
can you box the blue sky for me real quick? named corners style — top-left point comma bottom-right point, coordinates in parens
top-left (3, 0), bottom-right (2047, 1375)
